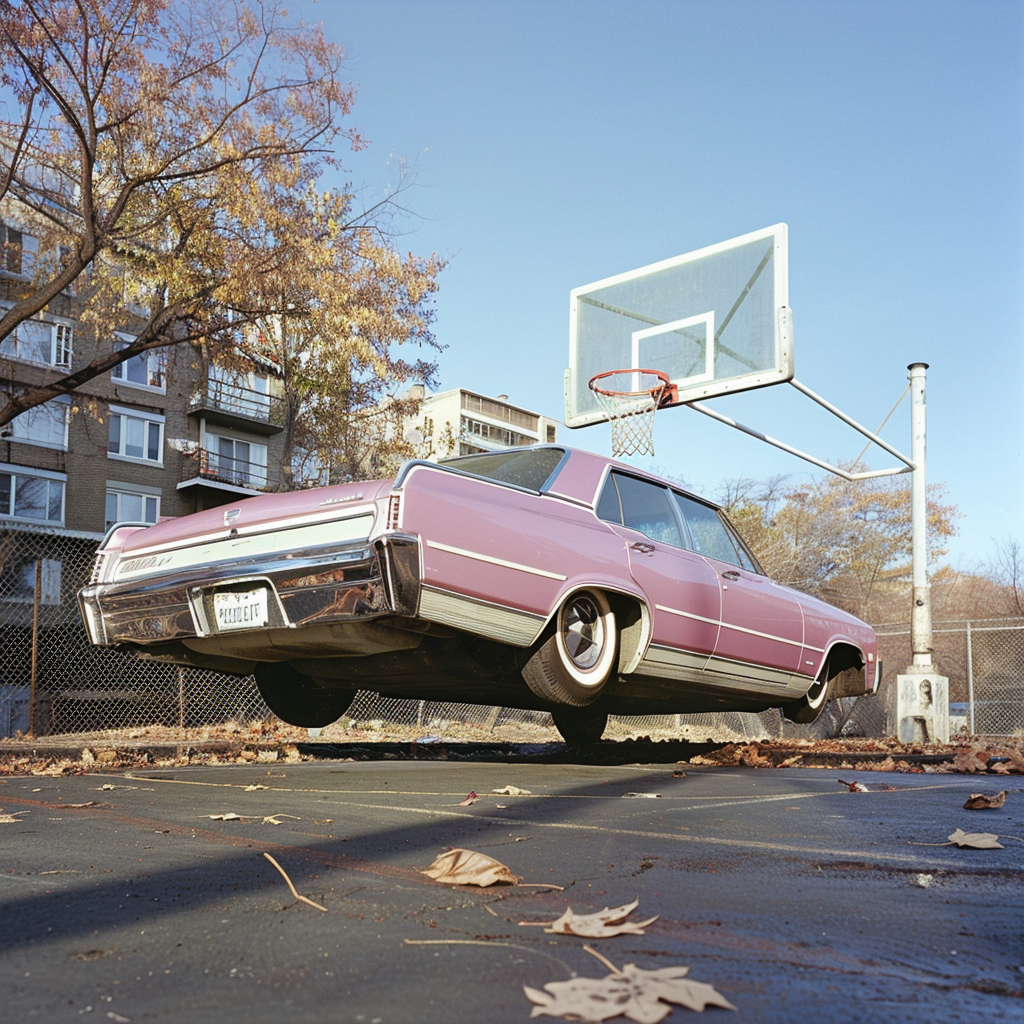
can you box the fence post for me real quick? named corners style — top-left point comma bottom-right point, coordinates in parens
top-left (29, 556), bottom-right (41, 738)
top-left (965, 621), bottom-right (975, 735)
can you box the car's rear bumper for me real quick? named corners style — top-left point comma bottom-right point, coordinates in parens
top-left (78, 534), bottom-right (422, 651)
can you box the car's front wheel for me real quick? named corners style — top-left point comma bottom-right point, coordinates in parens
top-left (254, 662), bottom-right (355, 728)
top-left (522, 589), bottom-right (618, 706)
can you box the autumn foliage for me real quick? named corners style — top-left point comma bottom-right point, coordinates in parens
top-left (0, 0), bottom-right (444, 474)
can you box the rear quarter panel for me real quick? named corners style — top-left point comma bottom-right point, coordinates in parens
top-left (398, 464), bottom-right (636, 620)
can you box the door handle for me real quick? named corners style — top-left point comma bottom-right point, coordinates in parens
top-left (630, 542), bottom-right (655, 554)
top-left (721, 570), bottom-right (741, 580)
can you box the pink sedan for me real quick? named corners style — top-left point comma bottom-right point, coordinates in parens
top-left (79, 446), bottom-right (880, 745)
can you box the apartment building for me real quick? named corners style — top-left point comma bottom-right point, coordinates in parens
top-left (405, 385), bottom-right (559, 459)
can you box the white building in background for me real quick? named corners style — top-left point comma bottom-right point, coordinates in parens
top-left (404, 385), bottom-right (559, 460)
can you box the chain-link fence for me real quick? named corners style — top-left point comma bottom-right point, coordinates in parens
top-left (873, 619), bottom-right (1024, 738)
top-left (2, 525), bottom-right (1021, 743)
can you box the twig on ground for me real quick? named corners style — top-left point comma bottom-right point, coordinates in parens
top-left (262, 852), bottom-right (327, 912)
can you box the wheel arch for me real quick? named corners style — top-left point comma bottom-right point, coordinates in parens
top-left (536, 582), bottom-right (651, 676)
top-left (816, 639), bottom-right (869, 698)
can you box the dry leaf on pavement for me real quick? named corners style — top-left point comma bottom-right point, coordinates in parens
top-left (419, 848), bottom-right (519, 886)
top-left (1, 810), bottom-right (29, 823)
top-left (524, 945), bottom-right (735, 1021)
top-left (521, 898), bottom-right (658, 938)
top-left (207, 812), bottom-right (246, 821)
top-left (947, 828), bottom-right (1004, 849)
top-left (493, 785), bottom-right (532, 796)
top-left (963, 791), bottom-right (1007, 810)
top-left (837, 779), bottom-right (896, 792)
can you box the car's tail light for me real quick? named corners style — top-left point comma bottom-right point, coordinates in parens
top-left (386, 493), bottom-right (402, 531)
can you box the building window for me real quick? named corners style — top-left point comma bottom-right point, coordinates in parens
top-left (0, 223), bottom-right (38, 277)
top-left (108, 405), bottom-right (164, 465)
top-left (3, 557), bottom-right (62, 606)
top-left (546, 424), bottom-right (557, 443)
top-left (5, 397), bottom-right (70, 451)
top-left (460, 394), bottom-right (538, 433)
top-left (111, 333), bottom-right (166, 391)
top-left (105, 485), bottom-right (161, 529)
top-left (460, 416), bottom-right (535, 448)
top-left (0, 465), bottom-right (66, 525)
top-left (207, 433), bottom-right (267, 488)
top-left (0, 311), bottom-right (74, 368)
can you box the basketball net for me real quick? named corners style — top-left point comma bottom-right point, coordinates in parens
top-left (588, 369), bottom-right (674, 458)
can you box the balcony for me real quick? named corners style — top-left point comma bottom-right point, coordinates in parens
top-left (177, 447), bottom-right (275, 500)
top-left (188, 380), bottom-right (284, 436)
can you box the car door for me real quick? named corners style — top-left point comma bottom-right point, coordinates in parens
top-left (672, 493), bottom-right (804, 675)
top-left (596, 473), bottom-right (721, 663)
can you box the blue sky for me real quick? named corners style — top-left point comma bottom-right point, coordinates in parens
top-left (295, 0), bottom-right (1023, 571)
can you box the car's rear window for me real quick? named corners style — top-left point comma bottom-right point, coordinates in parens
top-left (440, 447), bottom-right (565, 491)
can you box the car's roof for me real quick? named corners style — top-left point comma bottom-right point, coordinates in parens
top-left (509, 444), bottom-right (723, 511)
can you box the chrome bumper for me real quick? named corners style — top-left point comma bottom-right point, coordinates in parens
top-left (78, 534), bottom-right (421, 650)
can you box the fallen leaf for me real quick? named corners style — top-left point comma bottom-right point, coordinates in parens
top-left (493, 785), bottom-right (532, 796)
top-left (963, 791), bottom-right (1007, 810)
top-left (0, 810), bottom-right (29, 823)
top-left (262, 814), bottom-right (300, 825)
top-left (837, 779), bottom-right (869, 792)
top-left (458, 791), bottom-right (478, 806)
top-left (208, 813), bottom-right (246, 821)
top-left (621, 792), bottom-right (661, 799)
top-left (521, 898), bottom-right (658, 938)
top-left (837, 779), bottom-right (896, 792)
top-left (914, 873), bottom-right (933, 888)
top-left (420, 848), bottom-right (519, 887)
top-left (244, 784), bottom-right (269, 792)
top-left (525, 946), bottom-right (735, 1021)
top-left (947, 828), bottom-right (1004, 849)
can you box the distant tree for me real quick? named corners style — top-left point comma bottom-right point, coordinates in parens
top-left (0, 0), bottom-right (443, 446)
top-left (719, 468), bottom-right (961, 620)
top-left (981, 537), bottom-right (1024, 617)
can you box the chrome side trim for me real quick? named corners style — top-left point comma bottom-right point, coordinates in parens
top-left (634, 644), bottom-right (810, 695)
top-left (426, 540), bottom-right (567, 581)
top-left (655, 602), bottom-right (818, 651)
top-left (418, 585), bottom-right (544, 646)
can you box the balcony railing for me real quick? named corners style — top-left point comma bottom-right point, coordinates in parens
top-left (188, 380), bottom-right (283, 427)
top-left (180, 447), bottom-right (273, 492)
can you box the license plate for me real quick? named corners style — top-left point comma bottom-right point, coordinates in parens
top-left (213, 588), bottom-right (268, 632)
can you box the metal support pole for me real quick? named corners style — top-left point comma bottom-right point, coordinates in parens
top-left (965, 621), bottom-right (975, 734)
top-left (28, 557), bottom-right (41, 738)
top-left (908, 363), bottom-right (933, 669)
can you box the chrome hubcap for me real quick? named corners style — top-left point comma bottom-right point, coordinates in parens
top-left (562, 596), bottom-right (604, 670)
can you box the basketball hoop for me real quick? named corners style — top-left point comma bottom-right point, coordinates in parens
top-left (588, 369), bottom-right (678, 457)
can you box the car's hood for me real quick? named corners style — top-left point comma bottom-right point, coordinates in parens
top-left (115, 478), bottom-right (394, 555)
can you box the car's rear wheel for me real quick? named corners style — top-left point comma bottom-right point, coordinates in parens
top-left (254, 662), bottom-right (355, 728)
top-left (522, 589), bottom-right (618, 706)
top-left (782, 670), bottom-right (831, 724)
top-left (551, 706), bottom-right (608, 747)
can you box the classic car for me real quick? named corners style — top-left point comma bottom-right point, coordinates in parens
top-left (78, 445), bottom-right (880, 745)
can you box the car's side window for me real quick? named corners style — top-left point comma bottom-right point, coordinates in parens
top-left (674, 493), bottom-right (747, 567)
top-left (597, 473), bottom-right (684, 548)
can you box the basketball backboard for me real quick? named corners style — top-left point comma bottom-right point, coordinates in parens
top-left (564, 223), bottom-right (793, 428)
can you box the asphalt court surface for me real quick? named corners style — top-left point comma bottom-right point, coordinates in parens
top-left (2, 755), bottom-right (1023, 1023)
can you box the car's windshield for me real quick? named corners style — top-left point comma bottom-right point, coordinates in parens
top-left (440, 447), bottom-right (565, 491)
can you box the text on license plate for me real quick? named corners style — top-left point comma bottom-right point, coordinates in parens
top-left (213, 589), bottom-right (269, 631)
